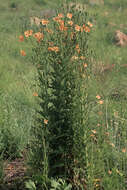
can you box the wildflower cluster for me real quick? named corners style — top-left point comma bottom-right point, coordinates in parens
top-left (19, 12), bottom-right (93, 58)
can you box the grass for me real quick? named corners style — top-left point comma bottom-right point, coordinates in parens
top-left (0, 0), bottom-right (127, 189)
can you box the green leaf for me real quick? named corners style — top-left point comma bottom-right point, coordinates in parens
top-left (64, 184), bottom-right (72, 190)
top-left (51, 179), bottom-right (60, 189)
top-left (25, 180), bottom-right (36, 190)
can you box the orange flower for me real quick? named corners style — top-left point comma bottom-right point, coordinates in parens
top-left (41, 19), bottom-right (49, 25)
top-left (68, 20), bottom-right (73, 26)
top-left (75, 25), bottom-right (81, 32)
top-left (19, 35), bottom-right (24, 42)
top-left (122, 148), bottom-right (126, 153)
top-left (24, 30), bottom-right (33, 37)
top-left (98, 100), bottom-right (104, 104)
top-left (57, 19), bottom-right (64, 25)
top-left (76, 44), bottom-right (79, 49)
top-left (59, 24), bottom-right (68, 31)
top-left (53, 16), bottom-right (61, 22)
top-left (81, 27), bottom-right (84, 32)
top-left (67, 13), bottom-right (72, 19)
top-left (20, 50), bottom-right (26, 56)
top-left (71, 56), bottom-right (78, 60)
top-left (87, 21), bottom-right (93, 27)
top-left (109, 143), bottom-right (115, 148)
top-left (48, 46), bottom-right (59, 52)
top-left (96, 95), bottom-right (101, 100)
top-left (91, 130), bottom-right (97, 134)
top-left (83, 24), bottom-right (86, 29)
top-left (33, 92), bottom-right (38, 97)
top-left (80, 56), bottom-right (86, 60)
top-left (84, 26), bottom-right (90, 32)
top-left (24, 31), bottom-right (29, 38)
top-left (75, 44), bottom-right (80, 53)
top-left (58, 13), bottom-right (64, 18)
top-left (83, 63), bottom-right (87, 68)
top-left (90, 134), bottom-right (95, 137)
top-left (44, 119), bottom-right (48, 125)
top-left (108, 170), bottom-right (112, 175)
top-left (33, 32), bottom-right (44, 42)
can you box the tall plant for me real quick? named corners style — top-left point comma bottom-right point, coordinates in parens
top-left (23, 3), bottom-right (94, 188)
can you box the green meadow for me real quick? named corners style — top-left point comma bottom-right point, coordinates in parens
top-left (0, 0), bottom-right (127, 189)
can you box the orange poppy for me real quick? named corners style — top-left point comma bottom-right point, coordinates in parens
top-left (87, 21), bottom-right (93, 27)
top-left (83, 24), bottom-right (86, 29)
top-left (108, 170), bottom-right (112, 175)
top-left (71, 56), bottom-right (78, 60)
top-left (122, 148), bottom-right (126, 153)
top-left (68, 20), bottom-right (73, 26)
top-left (20, 50), bottom-right (26, 56)
top-left (83, 63), bottom-right (87, 68)
top-left (33, 32), bottom-right (44, 42)
top-left (44, 119), bottom-right (48, 125)
top-left (33, 92), bottom-right (38, 97)
top-left (19, 35), bottom-right (24, 42)
top-left (41, 19), bottom-right (49, 25)
top-left (90, 134), bottom-right (95, 137)
top-left (80, 27), bottom-right (83, 32)
top-left (80, 56), bottom-right (85, 60)
top-left (24, 30), bottom-right (33, 37)
top-left (75, 44), bottom-right (80, 53)
top-left (48, 46), bottom-right (59, 52)
top-left (59, 25), bottom-right (68, 31)
top-left (84, 26), bottom-right (90, 32)
top-left (58, 19), bottom-right (64, 25)
top-left (67, 13), bottom-right (72, 19)
top-left (91, 130), bottom-right (97, 134)
top-left (75, 25), bottom-right (81, 32)
top-left (58, 13), bottom-right (64, 18)
top-left (96, 95), bottom-right (101, 100)
top-left (109, 143), bottom-right (115, 148)
top-left (24, 31), bottom-right (29, 38)
top-left (53, 16), bottom-right (61, 22)
top-left (98, 100), bottom-right (104, 104)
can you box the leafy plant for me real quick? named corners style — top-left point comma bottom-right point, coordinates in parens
top-left (25, 180), bottom-right (36, 190)
top-left (9, 2), bottom-right (18, 9)
top-left (50, 178), bottom-right (72, 190)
